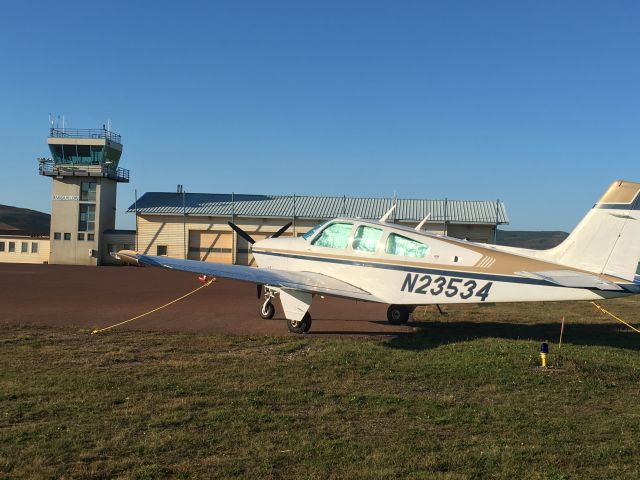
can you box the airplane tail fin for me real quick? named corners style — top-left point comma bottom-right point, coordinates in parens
top-left (542, 180), bottom-right (640, 283)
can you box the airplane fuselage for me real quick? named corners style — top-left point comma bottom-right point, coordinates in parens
top-left (252, 219), bottom-right (634, 306)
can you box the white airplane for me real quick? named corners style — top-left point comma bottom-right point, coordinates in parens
top-left (117, 180), bottom-right (640, 334)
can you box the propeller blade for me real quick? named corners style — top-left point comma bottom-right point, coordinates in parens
top-left (257, 284), bottom-right (263, 299)
top-left (228, 221), bottom-right (255, 245)
top-left (270, 222), bottom-right (292, 239)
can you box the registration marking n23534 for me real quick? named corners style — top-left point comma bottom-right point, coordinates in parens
top-left (400, 273), bottom-right (492, 302)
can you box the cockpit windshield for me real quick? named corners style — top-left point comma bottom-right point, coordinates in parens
top-left (302, 221), bottom-right (329, 241)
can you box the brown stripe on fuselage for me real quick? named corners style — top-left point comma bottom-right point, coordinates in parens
top-left (252, 243), bottom-right (627, 283)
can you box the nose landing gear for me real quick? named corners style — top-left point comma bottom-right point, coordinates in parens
top-left (259, 287), bottom-right (277, 319)
top-left (260, 300), bottom-right (275, 319)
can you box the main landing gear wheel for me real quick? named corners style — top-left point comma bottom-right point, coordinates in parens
top-left (387, 305), bottom-right (410, 325)
top-left (287, 312), bottom-right (312, 334)
top-left (259, 301), bottom-right (275, 319)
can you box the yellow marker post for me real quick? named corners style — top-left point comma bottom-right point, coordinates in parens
top-left (540, 342), bottom-right (549, 368)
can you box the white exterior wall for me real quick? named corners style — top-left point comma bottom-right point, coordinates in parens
top-left (0, 237), bottom-right (50, 264)
top-left (48, 176), bottom-right (120, 266)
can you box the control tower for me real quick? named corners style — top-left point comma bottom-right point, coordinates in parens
top-left (39, 126), bottom-right (129, 265)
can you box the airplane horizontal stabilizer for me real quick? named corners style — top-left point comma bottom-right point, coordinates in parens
top-left (516, 270), bottom-right (624, 291)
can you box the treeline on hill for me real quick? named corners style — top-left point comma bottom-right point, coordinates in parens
top-left (496, 230), bottom-right (568, 249)
top-left (0, 205), bottom-right (50, 235)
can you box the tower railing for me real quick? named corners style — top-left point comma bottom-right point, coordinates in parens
top-left (49, 128), bottom-right (122, 144)
top-left (38, 159), bottom-right (129, 182)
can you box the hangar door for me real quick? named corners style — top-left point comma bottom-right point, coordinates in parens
top-left (189, 230), bottom-right (233, 264)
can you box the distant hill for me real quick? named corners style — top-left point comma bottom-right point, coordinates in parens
top-left (0, 205), bottom-right (50, 235)
top-left (496, 230), bottom-right (568, 250)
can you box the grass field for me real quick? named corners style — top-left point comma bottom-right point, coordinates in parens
top-left (2, 297), bottom-right (640, 479)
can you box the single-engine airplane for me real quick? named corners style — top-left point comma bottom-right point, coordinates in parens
top-left (116, 180), bottom-right (640, 334)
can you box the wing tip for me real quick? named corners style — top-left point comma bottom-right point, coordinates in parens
top-left (113, 249), bottom-right (140, 265)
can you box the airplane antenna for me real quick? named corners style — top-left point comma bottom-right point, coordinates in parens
top-left (415, 213), bottom-right (431, 231)
top-left (379, 205), bottom-right (396, 223)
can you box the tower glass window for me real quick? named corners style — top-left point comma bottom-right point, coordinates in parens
top-left (78, 204), bottom-right (96, 232)
top-left (81, 182), bottom-right (97, 201)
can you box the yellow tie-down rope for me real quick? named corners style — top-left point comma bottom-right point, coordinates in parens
top-left (91, 277), bottom-right (216, 335)
top-left (591, 301), bottom-right (640, 334)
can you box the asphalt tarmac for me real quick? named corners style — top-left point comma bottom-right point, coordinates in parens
top-left (0, 263), bottom-right (414, 336)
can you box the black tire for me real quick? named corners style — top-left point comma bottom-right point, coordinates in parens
top-left (259, 301), bottom-right (275, 320)
top-left (387, 305), bottom-right (410, 325)
top-left (287, 312), bottom-right (312, 334)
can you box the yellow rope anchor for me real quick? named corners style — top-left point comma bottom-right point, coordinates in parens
top-left (591, 301), bottom-right (640, 334)
top-left (91, 278), bottom-right (216, 335)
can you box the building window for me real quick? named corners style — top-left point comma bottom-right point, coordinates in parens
top-left (64, 233), bottom-right (71, 240)
top-left (157, 245), bottom-right (168, 256)
top-left (87, 233), bottom-right (95, 241)
top-left (78, 233), bottom-right (85, 241)
top-left (80, 181), bottom-right (97, 201)
top-left (31, 242), bottom-right (38, 253)
top-left (9, 242), bottom-right (15, 253)
top-left (21, 242), bottom-right (28, 253)
top-left (78, 204), bottom-right (96, 232)
top-left (54, 232), bottom-right (61, 240)
top-left (0, 242), bottom-right (4, 252)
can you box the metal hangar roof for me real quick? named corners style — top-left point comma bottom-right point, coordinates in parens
top-left (128, 193), bottom-right (509, 225)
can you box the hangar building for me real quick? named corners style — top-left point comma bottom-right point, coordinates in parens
top-left (129, 193), bottom-right (509, 266)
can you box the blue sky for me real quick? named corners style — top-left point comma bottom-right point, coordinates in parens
top-left (0, 0), bottom-right (637, 231)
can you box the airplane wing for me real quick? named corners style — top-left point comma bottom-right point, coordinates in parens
top-left (116, 251), bottom-right (377, 301)
top-left (516, 270), bottom-right (624, 291)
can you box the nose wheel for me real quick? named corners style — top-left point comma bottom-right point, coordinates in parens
top-left (260, 300), bottom-right (275, 319)
top-left (258, 287), bottom-right (278, 319)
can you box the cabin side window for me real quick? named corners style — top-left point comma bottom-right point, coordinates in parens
top-left (352, 225), bottom-right (383, 253)
top-left (311, 222), bottom-right (353, 249)
top-left (385, 233), bottom-right (429, 258)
